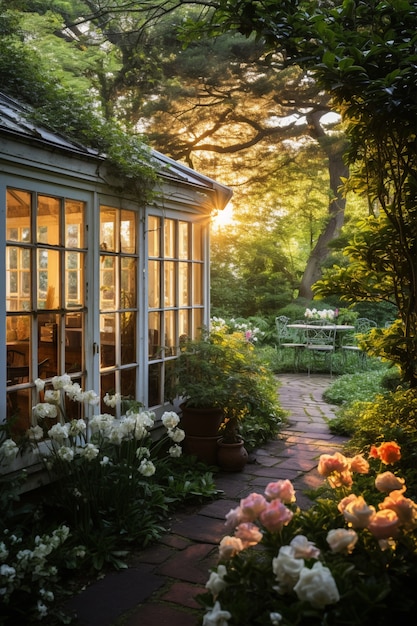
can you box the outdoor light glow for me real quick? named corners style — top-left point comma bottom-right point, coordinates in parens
top-left (212, 202), bottom-right (234, 229)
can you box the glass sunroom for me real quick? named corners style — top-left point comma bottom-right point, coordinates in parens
top-left (0, 92), bottom-right (232, 443)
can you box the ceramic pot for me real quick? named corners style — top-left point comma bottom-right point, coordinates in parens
top-left (183, 435), bottom-right (220, 465)
top-left (217, 438), bottom-right (248, 472)
top-left (180, 404), bottom-right (224, 437)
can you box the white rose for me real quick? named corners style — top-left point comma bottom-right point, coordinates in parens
top-left (326, 528), bottom-right (358, 554)
top-left (168, 427), bottom-right (185, 443)
top-left (294, 561), bottom-right (340, 608)
top-left (202, 601), bottom-right (231, 626)
top-left (161, 411), bottom-right (180, 429)
top-left (290, 535), bottom-right (320, 559)
top-left (272, 545), bottom-right (304, 591)
top-left (169, 444), bottom-right (182, 458)
top-left (205, 564), bottom-right (228, 597)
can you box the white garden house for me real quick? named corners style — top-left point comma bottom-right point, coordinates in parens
top-left (0, 92), bottom-right (232, 446)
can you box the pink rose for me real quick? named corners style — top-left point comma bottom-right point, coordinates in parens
top-left (239, 493), bottom-right (268, 521)
top-left (265, 479), bottom-right (296, 503)
top-left (259, 499), bottom-right (293, 533)
top-left (367, 509), bottom-right (400, 539)
top-left (225, 506), bottom-right (244, 530)
top-left (317, 452), bottom-right (350, 477)
top-left (234, 522), bottom-right (263, 548)
top-left (341, 495), bottom-right (376, 529)
top-left (218, 535), bottom-right (244, 561)
top-left (326, 528), bottom-right (358, 554)
top-left (348, 454), bottom-right (370, 474)
top-left (375, 471), bottom-right (405, 493)
top-left (379, 490), bottom-right (417, 529)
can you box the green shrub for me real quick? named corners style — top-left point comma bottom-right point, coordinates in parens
top-left (323, 370), bottom-right (389, 406)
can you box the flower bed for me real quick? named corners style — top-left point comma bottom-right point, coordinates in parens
top-left (200, 442), bottom-right (417, 626)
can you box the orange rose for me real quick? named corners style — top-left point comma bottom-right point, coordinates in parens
top-left (378, 442), bottom-right (401, 465)
top-left (369, 441), bottom-right (401, 465)
top-left (369, 445), bottom-right (379, 459)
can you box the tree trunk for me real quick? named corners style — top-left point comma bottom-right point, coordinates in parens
top-left (298, 113), bottom-right (349, 299)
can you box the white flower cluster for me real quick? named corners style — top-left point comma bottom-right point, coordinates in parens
top-left (304, 308), bottom-right (335, 321)
top-left (0, 439), bottom-right (18, 465)
top-left (272, 536), bottom-right (339, 607)
top-left (0, 524), bottom-right (84, 617)
top-left (24, 380), bottom-right (185, 476)
top-left (33, 375), bottom-right (99, 424)
top-left (210, 317), bottom-right (263, 342)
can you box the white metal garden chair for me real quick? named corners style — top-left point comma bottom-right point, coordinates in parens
top-left (305, 325), bottom-right (337, 376)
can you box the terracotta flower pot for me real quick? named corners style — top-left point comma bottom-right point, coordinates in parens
top-left (180, 404), bottom-right (224, 437)
top-left (217, 437), bottom-right (248, 472)
top-left (183, 435), bottom-right (220, 465)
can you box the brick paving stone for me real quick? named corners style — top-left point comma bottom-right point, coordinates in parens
top-left (162, 581), bottom-right (206, 608)
top-left (67, 565), bottom-right (165, 626)
top-left (197, 498), bottom-right (238, 519)
top-left (157, 543), bottom-right (217, 584)
top-left (124, 603), bottom-right (200, 626)
top-left (169, 514), bottom-right (226, 544)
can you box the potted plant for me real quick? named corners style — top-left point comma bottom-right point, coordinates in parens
top-left (169, 324), bottom-right (280, 469)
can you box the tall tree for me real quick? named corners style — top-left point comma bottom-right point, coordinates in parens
top-left (2, 0), bottom-right (349, 299)
top-left (196, 0), bottom-right (417, 385)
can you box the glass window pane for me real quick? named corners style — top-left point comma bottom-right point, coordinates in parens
top-left (164, 219), bottom-right (175, 258)
top-left (38, 249), bottom-right (60, 309)
top-left (38, 314), bottom-right (58, 378)
top-left (100, 255), bottom-right (116, 310)
top-left (193, 308), bottom-right (204, 338)
top-left (66, 252), bottom-right (84, 307)
top-left (7, 189), bottom-right (31, 241)
top-left (65, 324), bottom-right (83, 373)
top-left (179, 309), bottom-right (189, 339)
top-left (164, 261), bottom-right (176, 307)
top-left (100, 207), bottom-right (117, 252)
top-left (65, 200), bottom-right (85, 248)
top-left (148, 260), bottom-right (160, 308)
top-left (38, 196), bottom-right (60, 245)
top-left (121, 258), bottom-right (136, 308)
top-left (100, 371), bottom-right (116, 414)
top-left (100, 313), bottom-right (116, 367)
top-left (178, 221), bottom-right (189, 259)
top-left (6, 248), bottom-right (31, 311)
top-left (7, 388), bottom-right (31, 432)
top-left (148, 312), bottom-right (160, 359)
top-left (121, 210), bottom-right (136, 253)
top-left (121, 368), bottom-right (136, 401)
top-left (164, 311), bottom-right (176, 356)
top-left (192, 223), bottom-right (203, 260)
top-left (148, 363), bottom-right (161, 407)
top-left (179, 262), bottom-right (189, 306)
top-left (121, 312), bottom-right (136, 364)
top-left (148, 216), bottom-right (160, 257)
top-left (193, 263), bottom-right (203, 305)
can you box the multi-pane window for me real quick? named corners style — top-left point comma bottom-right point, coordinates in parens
top-left (5, 190), bottom-right (209, 426)
top-left (99, 206), bottom-right (138, 414)
top-left (148, 215), bottom-right (205, 407)
top-left (6, 188), bottom-right (86, 428)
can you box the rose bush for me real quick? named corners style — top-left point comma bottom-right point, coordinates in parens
top-left (199, 443), bottom-right (417, 626)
